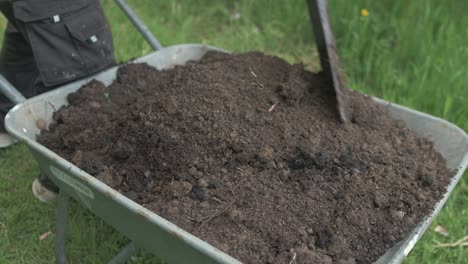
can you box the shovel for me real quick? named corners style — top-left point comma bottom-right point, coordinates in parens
top-left (307, 0), bottom-right (348, 122)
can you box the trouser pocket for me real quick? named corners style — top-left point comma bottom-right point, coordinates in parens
top-left (13, 0), bottom-right (115, 86)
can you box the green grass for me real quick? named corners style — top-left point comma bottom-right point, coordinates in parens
top-left (0, 0), bottom-right (466, 263)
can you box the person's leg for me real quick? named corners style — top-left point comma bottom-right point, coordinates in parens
top-left (0, 22), bottom-right (59, 202)
top-left (8, 0), bottom-right (116, 203)
top-left (32, 173), bottom-right (60, 203)
top-left (0, 22), bottom-right (39, 147)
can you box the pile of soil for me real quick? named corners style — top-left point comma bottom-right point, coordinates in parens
top-left (38, 51), bottom-right (453, 264)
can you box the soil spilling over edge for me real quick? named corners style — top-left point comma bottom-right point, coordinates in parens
top-left (38, 51), bottom-right (453, 264)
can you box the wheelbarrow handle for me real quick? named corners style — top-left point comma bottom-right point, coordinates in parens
top-left (0, 74), bottom-right (26, 104)
top-left (114, 0), bottom-right (163, 51)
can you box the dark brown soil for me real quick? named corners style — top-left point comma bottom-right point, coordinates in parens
top-left (38, 51), bottom-right (453, 264)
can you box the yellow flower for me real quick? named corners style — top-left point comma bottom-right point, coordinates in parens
top-left (361, 8), bottom-right (369, 17)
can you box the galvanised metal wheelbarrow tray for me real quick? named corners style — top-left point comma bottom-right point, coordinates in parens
top-left (2, 0), bottom-right (468, 263)
top-left (4, 43), bottom-right (468, 264)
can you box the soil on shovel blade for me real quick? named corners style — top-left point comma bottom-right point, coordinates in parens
top-left (38, 51), bottom-right (453, 264)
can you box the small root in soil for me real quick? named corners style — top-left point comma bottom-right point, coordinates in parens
top-left (194, 199), bottom-right (237, 232)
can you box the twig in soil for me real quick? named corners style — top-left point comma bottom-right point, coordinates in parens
top-left (210, 196), bottom-right (223, 204)
top-left (268, 102), bottom-right (279, 112)
top-left (434, 235), bottom-right (468, 248)
top-left (249, 67), bottom-right (257, 77)
top-left (289, 252), bottom-right (297, 264)
top-left (252, 82), bottom-right (264, 88)
top-left (194, 199), bottom-right (236, 232)
top-left (230, 178), bottom-right (245, 195)
top-left (47, 101), bottom-right (57, 112)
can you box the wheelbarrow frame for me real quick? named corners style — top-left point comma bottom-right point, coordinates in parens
top-left (2, 1), bottom-right (468, 264)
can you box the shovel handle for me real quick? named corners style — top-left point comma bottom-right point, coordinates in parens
top-left (307, 0), bottom-right (347, 122)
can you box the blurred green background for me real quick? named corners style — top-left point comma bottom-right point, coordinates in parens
top-left (0, 0), bottom-right (466, 263)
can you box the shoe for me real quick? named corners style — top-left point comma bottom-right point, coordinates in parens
top-left (32, 174), bottom-right (59, 203)
top-left (0, 132), bottom-right (16, 148)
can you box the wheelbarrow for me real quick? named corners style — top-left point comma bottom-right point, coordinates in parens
top-left (2, 1), bottom-right (468, 263)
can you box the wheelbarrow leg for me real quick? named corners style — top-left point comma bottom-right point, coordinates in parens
top-left (55, 189), bottom-right (137, 264)
top-left (56, 190), bottom-right (69, 264)
top-left (108, 242), bottom-right (138, 264)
